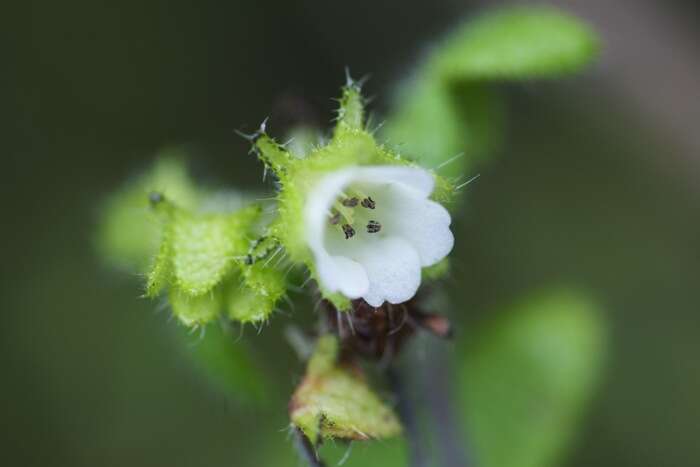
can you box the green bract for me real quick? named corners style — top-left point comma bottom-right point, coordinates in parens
top-left (290, 335), bottom-right (402, 443)
top-left (226, 262), bottom-right (287, 323)
top-left (97, 154), bottom-right (200, 272)
top-left (99, 156), bottom-right (289, 328)
top-left (147, 201), bottom-right (260, 297)
top-left (145, 197), bottom-right (288, 327)
top-left (253, 82), bottom-right (456, 309)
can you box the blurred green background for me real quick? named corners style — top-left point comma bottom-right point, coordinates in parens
top-left (3, 1), bottom-right (699, 466)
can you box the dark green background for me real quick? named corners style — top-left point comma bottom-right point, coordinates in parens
top-left (4, 1), bottom-right (699, 466)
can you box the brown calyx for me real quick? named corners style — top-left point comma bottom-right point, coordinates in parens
top-left (323, 296), bottom-right (453, 362)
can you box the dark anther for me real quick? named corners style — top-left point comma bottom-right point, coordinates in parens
top-left (148, 191), bottom-right (164, 205)
top-left (329, 212), bottom-right (341, 225)
top-left (342, 224), bottom-right (355, 239)
top-left (361, 197), bottom-right (376, 209)
top-left (342, 197), bottom-right (359, 207)
top-left (367, 220), bottom-right (382, 233)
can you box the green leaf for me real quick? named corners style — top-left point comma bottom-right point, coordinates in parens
top-left (384, 6), bottom-right (598, 178)
top-left (96, 155), bottom-right (200, 272)
top-left (174, 323), bottom-right (268, 404)
top-left (385, 79), bottom-right (503, 178)
top-left (435, 7), bottom-right (599, 80)
top-left (290, 335), bottom-right (402, 444)
top-left (459, 289), bottom-right (606, 467)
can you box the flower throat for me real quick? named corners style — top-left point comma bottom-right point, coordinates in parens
top-left (328, 188), bottom-right (381, 239)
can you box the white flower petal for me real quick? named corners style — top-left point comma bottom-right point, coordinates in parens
top-left (304, 169), bottom-right (358, 251)
top-left (316, 253), bottom-right (369, 298)
top-left (351, 166), bottom-right (435, 197)
top-left (351, 237), bottom-right (422, 307)
top-left (375, 184), bottom-right (454, 266)
top-left (304, 164), bottom-right (452, 306)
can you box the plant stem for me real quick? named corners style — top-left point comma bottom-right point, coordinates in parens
top-left (292, 427), bottom-right (326, 467)
top-left (424, 346), bottom-right (472, 467)
top-left (387, 366), bottom-right (428, 467)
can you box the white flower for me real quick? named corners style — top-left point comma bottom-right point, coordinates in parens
top-left (304, 166), bottom-right (454, 307)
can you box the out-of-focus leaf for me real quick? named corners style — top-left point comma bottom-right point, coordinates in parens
top-left (384, 7), bottom-right (598, 178)
top-left (435, 7), bottom-right (599, 80)
top-left (385, 79), bottom-right (503, 179)
top-left (459, 289), bottom-right (606, 467)
top-left (174, 323), bottom-right (268, 404)
top-left (320, 439), bottom-right (406, 467)
top-left (290, 335), bottom-right (402, 444)
top-left (96, 155), bottom-right (200, 271)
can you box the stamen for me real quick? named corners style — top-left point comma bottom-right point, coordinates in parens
top-left (367, 220), bottom-right (381, 233)
top-left (342, 224), bottom-right (356, 239)
top-left (361, 197), bottom-right (376, 209)
top-left (329, 212), bottom-right (341, 225)
top-left (332, 201), bottom-right (355, 224)
top-left (342, 197), bottom-right (359, 207)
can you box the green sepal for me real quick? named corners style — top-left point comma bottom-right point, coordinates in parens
top-left (286, 126), bottom-right (323, 159)
top-left (147, 201), bottom-right (262, 298)
top-left (226, 262), bottom-right (286, 324)
top-left (334, 83), bottom-right (365, 137)
top-left (290, 335), bottom-right (402, 444)
top-left (324, 292), bottom-right (352, 313)
top-left (256, 134), bottom-right (294, 173)
top-left (245, 235), bottom-right (280, 265)
top-left (169, 286), bottom-right (224, 327)
top-left (145, 221), bottom-right (174, 298)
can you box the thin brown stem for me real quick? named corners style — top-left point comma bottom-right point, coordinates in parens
top-left (292, 427), bottom-right (326, 467)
